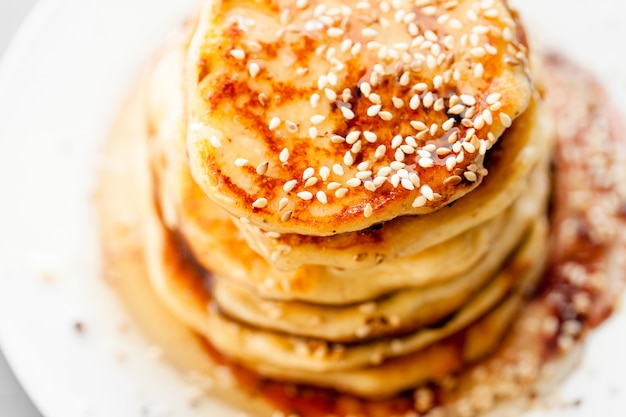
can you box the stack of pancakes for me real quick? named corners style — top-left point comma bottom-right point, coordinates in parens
top-left (142, 0), bottom-right (555, 399)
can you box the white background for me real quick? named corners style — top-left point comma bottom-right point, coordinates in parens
top-left (0, 1), bottom-right (43, 416)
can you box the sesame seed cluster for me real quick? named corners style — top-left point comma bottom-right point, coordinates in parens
top-left (187, 0), bottom-right (532, 235)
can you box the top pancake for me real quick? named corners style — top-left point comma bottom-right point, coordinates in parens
top-left (186, 0), bottom-right (533, 235)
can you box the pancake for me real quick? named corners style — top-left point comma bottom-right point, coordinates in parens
top-left (211, 182), bottom-right (546, 341)
top-left (234, 98), bottom-right (552, 270)
top-left (185, 0), bottom-right (534, 236)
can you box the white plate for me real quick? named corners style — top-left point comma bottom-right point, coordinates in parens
top-left (0, 1), bottom-right (624, 416)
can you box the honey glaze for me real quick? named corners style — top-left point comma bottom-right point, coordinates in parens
top-left (98, 55), bottom-right (625, 417)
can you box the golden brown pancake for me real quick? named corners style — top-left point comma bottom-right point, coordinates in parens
top-left (185, 0), bottom-right (534, 236)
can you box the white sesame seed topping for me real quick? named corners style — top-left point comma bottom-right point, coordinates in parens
top-left (362, 27), bottom-right (378, 38)
top-left (351, 141), bottom-right (362, 153)
top-left (421, 185), bottom-right (435, 200)
top-left (252, 198), bottom-right (267, 208)
top-left (279, 147), bottom-right (289, 163)
top-left (412, 195), bottom-right (427, 207)
top-left (303, 167), bottom-right (315, 180)
top-left (363, 131), bottom-right (377, 143)
top-left (500, 112), bottom-right (512, 127)
top-left (332, 164), bottom-right (344, 175)
top-left (335, 188), bottom-right (348, 198)
top-left (209, 135), bottom-right (222, 148)
top-left (235, 158), bottom-right (248, 167)
top-left (319, 166), bottom-right (330, 181)
top-left (310, 115), bottom-right (326, 125)
top-left (316, 191), bottom-right (328, 204)
top-left (327, 182), bottom-right (341, 190)
top-left (347, 177), bottom-right (361, 187)
top-left (269, 117), bottom-right (281, 130)
top-left (340, 106), bottom-right (355, 120)
top-left (345, 131), bottom-right (361, 144)
top-left (448, 104), bottom-right (465, 115)
top-left (229, 48), bottom-right (245, 60)
top-left (256, 161), bottom-right (269, 175)
top-left (344, 151), bottom-right (355, 166)
top-left (401, 178), bottom-right (415, 190)
top-left (464, 171), bottom-right (478, 182)
top-left (297, 191), bottom-right (313, 201)
top-left (248, 62), bottom-right (260, 77)
top-left (364, 203), bottom-right (373, 218)
top-left (278, 197), bottom-right (289, 211)
top-left (356, 170), bottom-right (372, 180)
top-left (375, 145), bottom-right (387, 159)
top-left (367, 104), bottom-right (382, 117)
top-left (409, 94), bottom-right (421, 110)
top-left (310, 93), bottom-right (320, 108)
top-left (418, 157), bottom-right (435, 168)
top-left (445, 156), bottom-right (456, 171)
top-left (283, 179), bottom-right (297, 192)
top-left (327, 27), bottom-right (344, 37)
top-left (296, 0), bottom-right (308, 8)
top-left (390, 161), bottom-right (405, 170)
top-left (308, 126), bottom-right (318, 139)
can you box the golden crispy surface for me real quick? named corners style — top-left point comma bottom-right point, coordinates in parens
top-left (186, 0), bottom-right (533, 235)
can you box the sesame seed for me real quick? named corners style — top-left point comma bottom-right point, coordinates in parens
top-left (364, 203), bottom-right (373, 218)
top-left (362, 27), bottom-right (378, 37)
top-left (351, 141), bottom-right (362, 153)
top-left (310, 93), bottom-right (320, 108)
top-left (464, 171), bottom-right (478, 182)
top-left (429, 123), bottom-right (439, 136)
top-left (474, 62), bottom-right (484, 77)
top-left (344, 151), bottom-right (355, 166)
top-left (283, 179), bottom-right (297, 192)
top-left (368, 93), bottom-right (381, 104)
top-left (390, 174), bottom-right (400, 187)
top-left (500, 112), bottom-right (512, 127)
top-left (470, 47), bottom-right (486, 58)
top-left (327, 182), bottom-right (341, 190)
top-left (410, 120), bottom-right (427, 131)
top-left (474, 115), bottom-right (485, 130)
top-left (296, 0), bottom-right (308, 8)
top-left (319, 166), bottom-right (330, 181)
top-left (357, 161), bottom-right (370, 171)
top-left (399, 71), bottom-right (410, 86)
top-left (460, 94), bottom-right (477, 106)
top-left (367, 104), bottom-right (382, 117)
top-left (347, 177), bottom-right (362, 187)
top-left (252, 198), bottom-right (267, 208)
top-left (379, 111), bottom-right (393, 120)
top-left (256, 161), bottom-right (269, 175)
top-left (418, 157), bottom-right (434, 168)
top-left (356, 170), bottom-right (372, 179)
top-left (400, 144), bottom-right (415, 154)
top-left (412, 196), bottom-right (427, 207)
top-left (422, 6), bottom-right (437, 15)
top-left (445, 156), bottom-right (456, 170)
top-left (327, 27), bottom-right (344, 37)
top-left (448, 104), bottom-right (465, 115)
top-left (332, 164), bottom-right (344, 175)
top-left (209, 135), bottom-right (222, 148)
top-left (375, 145), bottom-right (387, 159)
top-left (340, 106), bottom-right (355, 120)
top-left (364, 180), bottom-right (376, 191)
top-left (351, 42), bottom-right (362, 56)
top-left (324, 88), bottom-right (337, 102)
top-left (316, 191), bottom-right (328, 204)
top-left (297, 191), bottom-right (313, 200)
top-left (285, 121), bottom-right (298, 133)
top-left (279, 148), bottom-right (290, 164)
top-left (310, 115), bottom-right (326, 125)
top-left (345, 131), bottom-right (361, 144)
top-left (422, 92), bottom-right (434, 108)
top-left (449, 18), bottom-right (463, 29)
top-left (229, 48), bottom-right (245, 60)
top-left (235, 158), bottom-right (248, 167)
top-left (462, 142), bottom-right (477, 153)
top-left (248, 62), bottom-right (260, 77)
top-left (401, 178), bottom-right (415, 190)
top-left (359, 82), bottom-right (372, 97)
top-left (303, 167), bottom-right (315, 180)
top-left (395, 148), bottom-right (405, 161)
top-left (409, 94), bottom-right (421, 110)
top-left (390, 161), bottom-right (405, 170)
top-left (327, 72), bottom-right (338, 86)
top-left (373, 176), bottom-right (387, 186)
top-left (278, 197), bottom-right (289, 211)
top-left (335, 188), bottom-right (348, 198)
top-left (363, 131), bottom-right (377, 143)
top-left (308, 126), bottom-right (318, 139)
top-left (392, 97), bottom-right (404, 108)
top-left (269, 117), bottom-right (281, 130)
top-left (421, 185), bottom-right (435, 200)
